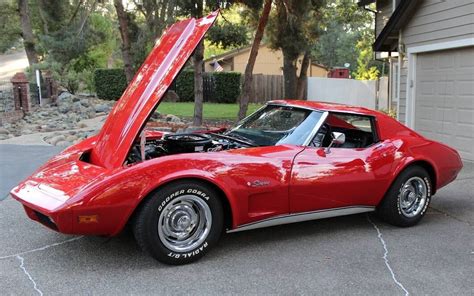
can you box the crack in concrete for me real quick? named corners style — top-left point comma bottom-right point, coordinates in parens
top-left (16, 255), bottom-right (44, 296)
top-left (0, 236), bottom-right (83, 260)
top-left (367, 215), bottom-right (410, 296)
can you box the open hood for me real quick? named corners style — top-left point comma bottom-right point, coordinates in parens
top-left (90, 11), bottom-right (218, 169)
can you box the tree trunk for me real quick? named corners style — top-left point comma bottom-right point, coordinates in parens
top-left (114, 0), bottom-right (134, 83)
top-left (296, 51), bottom-right (310, 100)
top-left (283, 53), bottom-right (297, 98)
top-left (237, 0), bottom-right (272, 120)
top-left (193, 40), bottom-right (204, 126)
top-left (192, 1), bottom-right (204, 126)
top-left (18, 0), bottom-right (38, 66)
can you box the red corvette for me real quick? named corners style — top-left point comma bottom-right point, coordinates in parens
top-left (11, 12), bottom-right (463, 265)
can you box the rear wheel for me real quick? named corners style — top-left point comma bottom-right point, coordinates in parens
top-left (133, 181), bottom-right (223, 265)
top-left (376, 166), bottom-right (432, 227)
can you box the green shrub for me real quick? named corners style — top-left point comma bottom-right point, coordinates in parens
top-left (93, 68), bottom-right (242, 103)
top-left (380, 108), bottom-right (397, 119)
top-left (212, 72), bottom-right (241, 103)
top-left (174, 71), bottom-right (241, 103)
top-left (94, 68), bottom-right (127, 100)
top-left (175, 70), bottom-right (194, 102)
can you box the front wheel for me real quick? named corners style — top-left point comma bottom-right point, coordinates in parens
top-left (133, 181), bottom-right (223, 265)
top-left (376, 166), bottom-right (432, 227)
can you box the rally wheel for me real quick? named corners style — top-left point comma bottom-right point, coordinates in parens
top-left (133, 180), bottom-right (223, 265)
top-left (376, 166), bottom-right (432, 227)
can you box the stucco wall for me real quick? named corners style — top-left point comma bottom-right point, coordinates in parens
top-left (205, 45), bottom-right (328, 77)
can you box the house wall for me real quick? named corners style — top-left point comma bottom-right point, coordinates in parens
top-left (402, 0), bottom-right (474, 47)
top-left (376, 0), bottom-right (393, 38)
top-left (398, 56), bottom-right (408, 123)
top-left (233, 46), bottom-right (282, 74)
top-left (309, 64), bottom-right (328, 77)
top-left (204, 45), bottom-right (328, 77)
top-left (397, 0), bottom-right (474, 123)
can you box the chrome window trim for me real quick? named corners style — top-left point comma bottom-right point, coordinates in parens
top-left (302, 111), bottom-right (329, 146)
top-left (227, 206), bottom-right (375, 233)
top-left (265, 102), bottom-right (320, 112)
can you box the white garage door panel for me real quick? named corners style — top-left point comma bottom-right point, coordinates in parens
top-left (415, 47), bottom-right (474, 161)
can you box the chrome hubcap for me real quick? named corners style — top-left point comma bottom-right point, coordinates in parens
top-left (158, 195), bottom-right (212, 252)
top-left (399, 176), bottom-right (428, 217)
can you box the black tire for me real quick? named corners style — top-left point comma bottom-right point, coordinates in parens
top-left (133, 180), bottom-right (223, 265)
top-left (376, 166), bottom-right (432, 227)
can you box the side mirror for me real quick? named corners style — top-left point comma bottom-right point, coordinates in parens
top-left (332, 132), bottom-right (345, 145)
top-left (325, 132), bottom-right (345, 153)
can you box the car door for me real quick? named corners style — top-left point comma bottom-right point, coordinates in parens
top-left (289, 113), bottom-right (396, 213)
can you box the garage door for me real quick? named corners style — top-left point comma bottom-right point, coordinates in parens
top-left (415, 46), bottom-right (474, 161)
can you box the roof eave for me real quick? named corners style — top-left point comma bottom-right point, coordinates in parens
top-left (357, 0), bottom-right (376, 7)
top-left (373, 0), bottom-right (422, 52)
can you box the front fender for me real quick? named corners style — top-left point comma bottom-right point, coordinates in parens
top-left (74, 154), bottom-right (241, 236)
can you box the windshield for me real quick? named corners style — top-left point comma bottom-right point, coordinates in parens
top-left (227, 105), bottom-right (323, 146)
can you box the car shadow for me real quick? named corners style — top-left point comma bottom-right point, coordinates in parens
top-left (69, 212), bottom-right (386, 269)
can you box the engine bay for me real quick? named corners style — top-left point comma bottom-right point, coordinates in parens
top-left (126, 132), bottom-right (251, 164)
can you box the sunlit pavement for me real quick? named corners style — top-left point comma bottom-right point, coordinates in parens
top-left (0, 144), bottom-right (472, 295)
top-left (0, 50), bottom-right (29, 81)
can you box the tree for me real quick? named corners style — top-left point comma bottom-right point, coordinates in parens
top-left (24, 1), bottom-right (120, 93)
top-left (312, 0), bottom-right (380, 76)
top-left (114, 0), bottom-right (134, 82)
top-left (179, 0), bottom-right (206, 126)
top-left (133, 0), bottom-right (177, 40)
top-left (176, 0), bottom-right (224, 126)
top-left (354, 32), bottom-right (380, 80)
top-left (311, 20), bottom-right (359, 72)
top-left (0, 1), bottom-right (20, 53)
top-left (267, 0), bottom-right (324, 98)
top-left (237, 0), bottom-right (272, 120)
top-left (18, 0), bottom-right (39, 66)
top-left (129, 0), bottom-right (178, 69)
top-left (296, 51), bottom-right (310, 99)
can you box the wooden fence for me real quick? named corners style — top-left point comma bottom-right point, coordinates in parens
top-left (248, 74), bottom-right (284, 103)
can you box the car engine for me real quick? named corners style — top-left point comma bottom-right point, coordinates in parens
top-left (126, 132), bottom-right (249, 164)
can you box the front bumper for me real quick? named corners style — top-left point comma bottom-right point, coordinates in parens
top-left (11, 181), bottom-right (74, 233)
top-left (10, 136), bottom-right (109, 234)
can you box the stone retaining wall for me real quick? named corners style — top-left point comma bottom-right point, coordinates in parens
top-left (0, 110), bottom-right (24, 126)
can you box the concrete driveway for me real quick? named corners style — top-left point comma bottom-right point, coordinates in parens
top-left (0, 144), bottom-right (472, 295)
top-left (0, 50), bottom-right (28, 81)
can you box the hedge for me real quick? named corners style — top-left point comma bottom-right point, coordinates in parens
top-left (172, 71), bottom-right (242, 103)
top-left (212, 72), bottom-right (241, 103)
top-left (94, 68), bottom-right (127, 100)
top-left (174, 70), bottom-right (194, 102)
top-left (94, 68), bottom-right (242, 103)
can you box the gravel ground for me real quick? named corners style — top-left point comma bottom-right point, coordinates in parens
top-left (0, 144), bottom-right (472, 295)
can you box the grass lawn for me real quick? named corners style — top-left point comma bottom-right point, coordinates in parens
top-left (157, 102), bottom-right (262, 120)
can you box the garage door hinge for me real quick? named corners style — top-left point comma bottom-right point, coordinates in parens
top-left (409, 80), bottom-right (414, 88)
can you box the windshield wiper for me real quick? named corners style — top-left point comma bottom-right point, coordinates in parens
top-left (210, 132), bottom-right (258, 147)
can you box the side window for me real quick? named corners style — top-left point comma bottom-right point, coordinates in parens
top-left (310, 113), bottom-right (378, 148)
